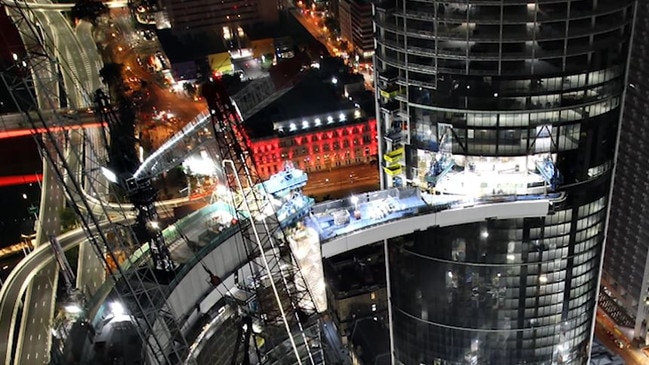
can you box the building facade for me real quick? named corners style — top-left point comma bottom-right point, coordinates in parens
top-left (161, 0), bottom-right (278, 33)
top-left (602, 0), bottom-right (649, 342)
top-left (323, 244), bottom-right (388, 343)
top-left (338, 0), bottom-right (374, 62)
top-left (246, 110), bottom-right (378, 179)
top-left (373, 0), bottom-right (636, 363)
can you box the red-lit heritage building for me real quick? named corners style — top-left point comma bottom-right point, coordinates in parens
top-left (246, 109), bottom-right (377, 179)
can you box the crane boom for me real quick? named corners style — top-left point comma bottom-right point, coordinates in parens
top-left (202, 79), bottom-right (322, 364)
top-left (1, 2), bottom-right (188, 363)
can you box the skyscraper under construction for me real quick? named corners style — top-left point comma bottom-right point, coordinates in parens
top-left (373, 0), bottom-right (636, 363)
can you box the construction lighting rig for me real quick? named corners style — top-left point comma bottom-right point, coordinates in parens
top-left (202, 79), bottom-right (322, 364)
top-left (1, 1), bottom-right (187, 364)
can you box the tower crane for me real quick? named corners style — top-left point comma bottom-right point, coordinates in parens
top-left (2, 1), bottom-right (323, 363)
top-left (201, 79), bottom-right (322, 364)
top-left (1, 1), bottom-right (188, 363)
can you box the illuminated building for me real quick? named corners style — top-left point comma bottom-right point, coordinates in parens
top-left (372, 0), bottom-right (636, 363)
top-left (602, 1), bottom-right (649, 343)
top-left (244, 74), bottom-right (378, 179)
top-left (338, 0), bottom-right (374, 61)
top-left (246, 111), bottom-right (377, 179)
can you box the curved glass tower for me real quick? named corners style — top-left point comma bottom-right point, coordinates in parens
top-left (373, 0), bottom-right (636, 363)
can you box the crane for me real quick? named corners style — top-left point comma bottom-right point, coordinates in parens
top-left (0, 1), bottom-right (188, 363)
top-left (202, 79), bottom-right (322, 364)
top-left (1, 0), bottom-right (323, 363)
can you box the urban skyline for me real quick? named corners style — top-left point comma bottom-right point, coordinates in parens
top-left (0, 0), bottom-right (644, 364)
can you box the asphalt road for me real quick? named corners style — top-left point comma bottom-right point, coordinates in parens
top-left (302, 163), bottom-right (380, 200)
top-left (15, 138), bottom-right (66, 365)
top-left (0, 3), bottom-right (98, 362)
top-left (0, 222), bottom-right (116, 365)
top-left (595, 311), bottom-right (649, 364)
top-left (29, 3), bottom-right (103, 108)
top-left (290, 9), bottom-right (335, 56)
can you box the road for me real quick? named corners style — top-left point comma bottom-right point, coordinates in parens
top-left (101, 8), bottom-right (206, 150)
top-left (0, 3), bottom-right (205, 364)
top-left (290, 8), bottom-right (336, 57)
top-left (13, 135), bottom-right (68, 365)
top-left (26, 0), bottom-right (104, 109)
top-left (0, 222), bottom-right (118, 365)
top-left (595, 310), bottom-right (649, 364)
top-left (302, 163), bottom-right (380, 200)
top-left (8, 2), bottom-right (107, 358)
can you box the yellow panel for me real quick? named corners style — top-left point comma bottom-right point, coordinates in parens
top-left (383, 147), bottom-right (405, 164)
top-left (383, 165), bottom-right (402, 176)
top-left (207, 52), bottom-right (233, 74)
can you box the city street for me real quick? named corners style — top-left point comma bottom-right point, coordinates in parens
top-left (302, 163), bottom-right (380, 201)
top-left (289, 8), bottom-right (374, 92)
top-left (98, 8), bottom-right (206, 150)
top-left (595, 310), bottom-right (649, 364)
top-left (290, 8), bottom-right (337, 57)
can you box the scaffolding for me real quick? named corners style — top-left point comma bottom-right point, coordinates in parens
top-left (1, 1), bottom-right (188, 363)
top-left (203, 79), bottom-right (322, 364)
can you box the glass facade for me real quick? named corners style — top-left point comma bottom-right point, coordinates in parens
top-left (389, 187), bottom-right (611, 364)
top-left (603, 1), bottom-right (649, 340)
top-left (373, 0), bottom-right (636, 363)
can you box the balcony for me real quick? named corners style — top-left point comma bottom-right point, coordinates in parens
top-left (380, 99), bottom-right (400, 113)
top-left (378, 67), bottom-right (399, 83)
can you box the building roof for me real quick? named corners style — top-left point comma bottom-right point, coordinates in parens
top-left (242, 12), bottom-right (317, 44)
top-left (156, 29), bottom-right (228, 63)
top-left (244, 71), bottom-right (356, 138)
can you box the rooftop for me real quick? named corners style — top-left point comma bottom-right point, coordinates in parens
top-left (156, 29), bottom-right (228, 63)
top-left (244, 72), bottom-right (356, 138)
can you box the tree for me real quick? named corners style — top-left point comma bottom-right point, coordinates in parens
top-left (98, 63), bottom-right (139, 175)
top-left (183, 82), bottom-right (196, 97)
top-left (60, 206), bottom-right (79, 231)
top-left (71, 0), bottom-right (109, 25)
top-left (99, 62), bottom-right (124, 89)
